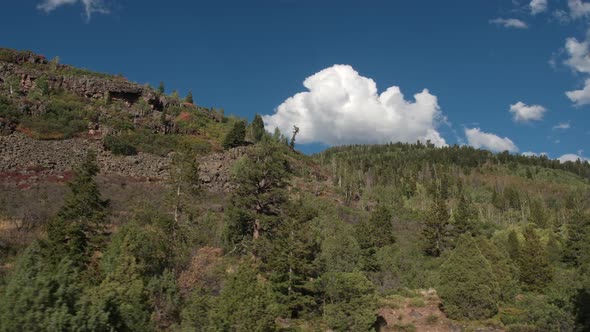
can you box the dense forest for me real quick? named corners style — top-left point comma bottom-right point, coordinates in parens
top-left (1, 48), bottom-right (590, 331)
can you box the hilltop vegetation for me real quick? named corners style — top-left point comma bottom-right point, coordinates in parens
top-left (0, 48), bottom-right (590, 331)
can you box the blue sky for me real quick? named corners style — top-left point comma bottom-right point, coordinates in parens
top-left (1, 0), bottom-right (589, 160)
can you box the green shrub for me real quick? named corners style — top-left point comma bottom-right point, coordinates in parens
top-left (0, 96), bottom-right (18, 120)
top-left (111, 130), bottom-right (178, 156)
top-left (425, 314), bottom-right (438, 324)
top-left (393, 323), bottom-right (417, 332)
top-left (408, 297), bottom-right (426, 308)
top-left (506, 324), bottom-right (537, 332)
top-left (104, 134), bottom-right (137, 156)
top-left (0, 49), bottom-right (16, 62)
top-left (321, 271), bottom-right (377, 332)
top-left (20, 92), bottom-right (95, 139)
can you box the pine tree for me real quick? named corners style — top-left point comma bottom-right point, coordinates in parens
top-left (157, 81), bottom-right (165, 94)
top-left (223, 140), bottom-right (290, 252)
top-left (355, 205), bottom-right (395, 271)
top-left (210, 263), bottom-right (277, 332)
top-left (222, 121), bottom-right (246, 150)
top-left (81, 252), bottom-right (154, 331)
top-left (261, 200), bottom-right (320, 318)
top-left (251, 114), bottom-right (265, 143)
top-left (320, 271), bottom-right (376, 331)
top-left (438, 236), bottom-right (499, 320)
top-left (0, 242), bottom-right (85, 331)
top-left (477, 238), bottom-right (520, 303)
top-left (184, 90), bottom-right (193, 104)
top-left (168, 150), bottom-right (200, 224)
top-left (529, 198), bottom-right (548, 228)
top-left (507, 229), bottom-right (520, 262)
top-left (423, 198), bottom-right (451, 257)
top-left (453, 195), bottom-right (478, 236)
top-left (45, 150), bottom-right (108, 265)
top-left (519, 226), bottom-right (553, 292)
top-left (563, 208), bottom-right (590, 266)
top-left (289, 125), bottom-right (299, 150)
top-left (563, 209), bottom-right (590, 267)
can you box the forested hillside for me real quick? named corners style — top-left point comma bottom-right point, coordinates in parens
top-left (0, 48), bottom-right (589, 331)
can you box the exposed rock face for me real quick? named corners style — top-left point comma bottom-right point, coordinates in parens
top-left (0, 54), bottom-right (176, 112)
top-left (197, 146), bottom-right (249, 192)
top-left (0, 132), bottom-right (169, 180)
top-left (0, 132), bottom-right (247, 193)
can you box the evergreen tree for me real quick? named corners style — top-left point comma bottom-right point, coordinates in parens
top-left (546, 231), bottom-right (562, 264)
top-left (563, 209), bottom-right (590, 267)
top-left (530, 198), bottom-right (548, 228)
top-left (453, 195), bottom-right (479, 236)
top-left (80, 253), bottom-right (154, 332)
top-left (157, 81), bottom-right (165, 94)
top-left (222, 121), bottom-right (246, 150)
top-left (438, 236), bottom-right (499, 320)
top-left (507, 229), bottom-right (521, 262)
top-left (289, 125), bottom-right (299, 150)
top-left (477, 238), bottom-right (520, 303)
top-left (423, 198), bottom-right (451, 257)
top-left (320, 220), bottom-right (362, 273)
top-left (519, 226), bottom-right (553, 292)
top-left (251, 114), bottom-right (265, 143)
top-left (320, 271), bottom-right (376, 331)
top-left (45, 150), bottom-right (108, 265)
top-left (169, 150), bottom-right (200, 224)
top-left (355, 205), bottom-right (395, 271)
top-left (178, 290), bottom-right (212, 331)
top-left (210, 263), bottom-right (277, 332)
top-left (184, 90), bottom-right (193, 104)
top-left (492, 188), bottom-right (505, 211)
top-left (0, 242), bottom-right (85, 332)
top-left (261, 200), bottom-right (320, 318)
top-left (223, 140), bottom-right (290, 252)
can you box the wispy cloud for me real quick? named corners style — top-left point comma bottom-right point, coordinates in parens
top-left (37, 0), bottom-right (109, 21)
top-left (568, 0), bottom-right (590, 19)
top-left (552, 121), bottom-right (571, 130)
top-left (509, 102), bottom-right (546, 122)
top-left (530, 0), bottom-right (548, 15)
top-left (489, 18), bottom-right (529, 29)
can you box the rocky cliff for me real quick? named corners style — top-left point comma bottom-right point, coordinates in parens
top-left (0, 48), bottom-right (173, 111)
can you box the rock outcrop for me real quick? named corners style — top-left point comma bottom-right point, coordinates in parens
top-left (0, 48), bottom-right (178, 114)
top-left (0, 132), bottom-right (248, 193)
top-left (198, 146), bottom-right (249, 192)
top-left (0, 132), bottom-right (169, 181)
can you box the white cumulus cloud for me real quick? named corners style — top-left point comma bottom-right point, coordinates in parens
top-left (262, 65), bottom-right (447, 147)
top-left (566, 78), bottom-right (590, 105)
top-left (564, 35), bottom-right (590, 74)
top-left (509, 102), bottom-right (546, 122)
top-left (521, 151), bottom-right (538, 157)
top-left (489, 18), bottom-right (529, 29)
top-left (37, 0), bottom-right (109, 20)
top-left (568, 0), bottom-right (590, 19)
top-left (558, 153), bottom-right (589, 162)
top-left (530, 0), bottom-right (548, 15)
top-left (465, 128), bottom-right (519, 152)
